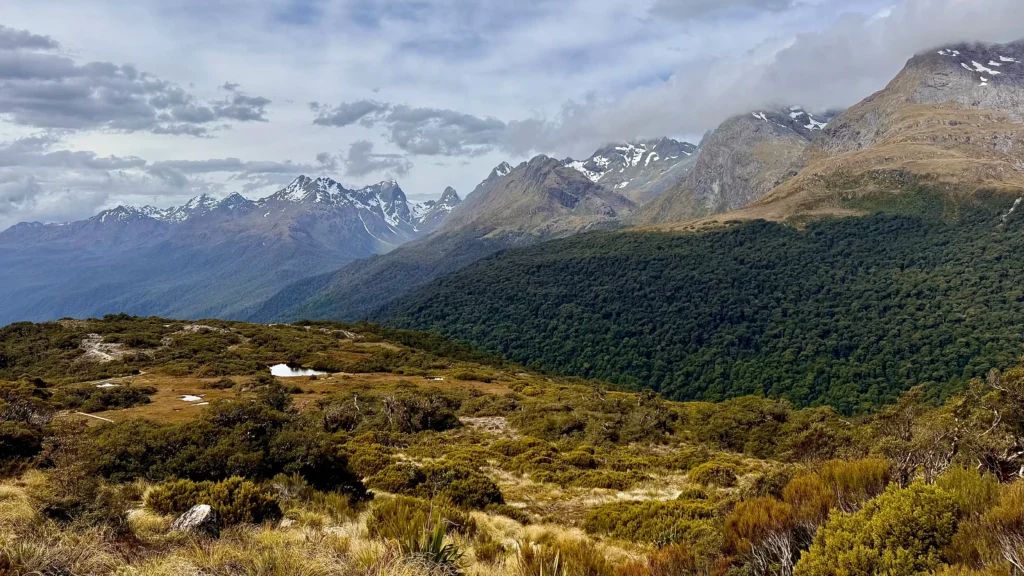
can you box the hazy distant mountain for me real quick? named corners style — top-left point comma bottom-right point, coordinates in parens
top-left (636, 107), bottom-right (837, 225)
top-left (248, 156), bottom-right (636, 322)
top-left (0, 176), bottom-right (460, 325)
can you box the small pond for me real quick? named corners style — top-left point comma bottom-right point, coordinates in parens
top-left (270, 363), bottom-right (329, 377)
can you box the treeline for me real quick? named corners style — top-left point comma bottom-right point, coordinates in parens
top-left (383, 209), bottom-right (1024, 413)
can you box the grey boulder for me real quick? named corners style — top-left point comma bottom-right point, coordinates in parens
top-left (169, 504), bottom-right (221, 538)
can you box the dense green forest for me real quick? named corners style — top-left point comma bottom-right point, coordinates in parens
top-left (382, 209), bottom-right (1024, 413)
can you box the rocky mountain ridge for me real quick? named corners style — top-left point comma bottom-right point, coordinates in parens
top-left (636, 107), bottom-right (837, 224)
top-left (713, 40), bottom-right (1024, 224)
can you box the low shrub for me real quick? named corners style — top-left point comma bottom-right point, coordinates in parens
top-left (50, 384), bottom-right (156, 413)
top-left (367, 463), bottom-right (426, 494)
top-left (367, 461), bottom-right (503, 510)
top-left (348, 444), bottom-right (394, 478)
top-left (27, 470), bottom-right (130, 534)
top-left (201, 377), bottom-right (236, 390)
top-left (0, 421), bottom-right (44, 475)
top-left (562, 450), bottom-right (599, 469)
top-left (145, 477), bottom-right (282, 525)
top-left (677, 488), bottom-right (709, 501)
top-left (421, 463), bottom-right (504, 509)
top-left (583, 500), bottom-right (717, 544)
top-left (451, 370), bottom-right (494, 383)
top-left (490, 437), bottom-right (550, 458)
top-left (690, 462), bottom-right (738, 488)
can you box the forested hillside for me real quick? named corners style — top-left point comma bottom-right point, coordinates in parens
top-left (383, 203), bottom-right (1024, 413)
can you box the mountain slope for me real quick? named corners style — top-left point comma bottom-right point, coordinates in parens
top-left (562, 138), bottom-right (698, 204)
top-left (0, 177), bottom-right (459, 325)
top-left (636, 107), bottom-right (835, 225)
top-left (381, 203), bottom-right (1024, 413)
top-left (249, 158), bottom-right (635, 322)
top-left (700, 41), bottom-right (1024, 224)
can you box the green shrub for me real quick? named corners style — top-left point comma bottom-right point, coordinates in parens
top-left (367, 463), bottom-right (426, 494)
top-left (366, 462), bottom-right (503, 510)
top-left (28, 471), bottom-right (131, 535)
top-left (744, 467), bottom-right (796, 500)
top-left (583, 500), bottom-right (716, 544)
top-left (490, 437), bottom-right (550, 458)
top-left (348, 444), bottom-right (394, 478)
top-left (936, 467), bottom-right (1001, 518)
top-left (421, 463), bottom-right (504, 509)
top-left (677, 488), bottom-right (709, 501)
top-left (50, 384), bottom-right (156, 413)
top-left (145, 477), bottom-right (282, 525)
top-left (690, 462), bottom-right (738, 488)
top-left (319, 388), bottom-right (462, 434)
top-left (451, 370), bottom-right (493, 383)
top-left (562, 450), bottom-right (599, 469)
top-left (201, 377), bottom-right (236, 390)
top-left (794, 484), bottom-right (959, 576)
top-left (0, 421), bottom-right (43, 474)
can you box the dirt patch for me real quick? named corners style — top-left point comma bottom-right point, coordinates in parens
top-left (78, 334), bottom-right (128, 363)
top-left (180, 324), bottom-right (231, 334)
top-left (460, 416), bottom-right (517, 439)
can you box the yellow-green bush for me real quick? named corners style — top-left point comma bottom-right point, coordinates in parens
top-left (420, 463), bottom-right (504, 509)
top-left (366, 463), bottom-right (425, 494)
top-left (490, 437), bottom-right (550, 458)
top-left (582, 500), bottom-right (716, 544)
top-left (677, 488), bottom-right (709, 501)
top-left (689, 462), bottom-right (738, 488)
top-left (145, 477), bottom-right (281, 525)
top-left (365, 461), bottom-right (503, 510)
top-left (936, 467), bottom-right (1001, 518)
top-left (794, 484), bottom-right (958, 576)
top-left (562, 450), bottom-right (599, 469)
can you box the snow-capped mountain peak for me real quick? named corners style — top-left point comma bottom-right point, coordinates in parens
top-left (562, 138), bottom-right (698, 191)
top-left (490, 162), bottom-right (514, 180)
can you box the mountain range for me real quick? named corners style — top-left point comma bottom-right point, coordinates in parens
top-left (0, 177), bottom-right (460, 325)
top-left (4, 39), bottom-right (1024, 342)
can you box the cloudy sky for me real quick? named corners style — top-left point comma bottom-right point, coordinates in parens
top-left (0, 0), bottom-right (1021, 229)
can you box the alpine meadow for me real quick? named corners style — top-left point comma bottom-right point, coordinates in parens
top-left (3, 2), bottom-right (1024, 576)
